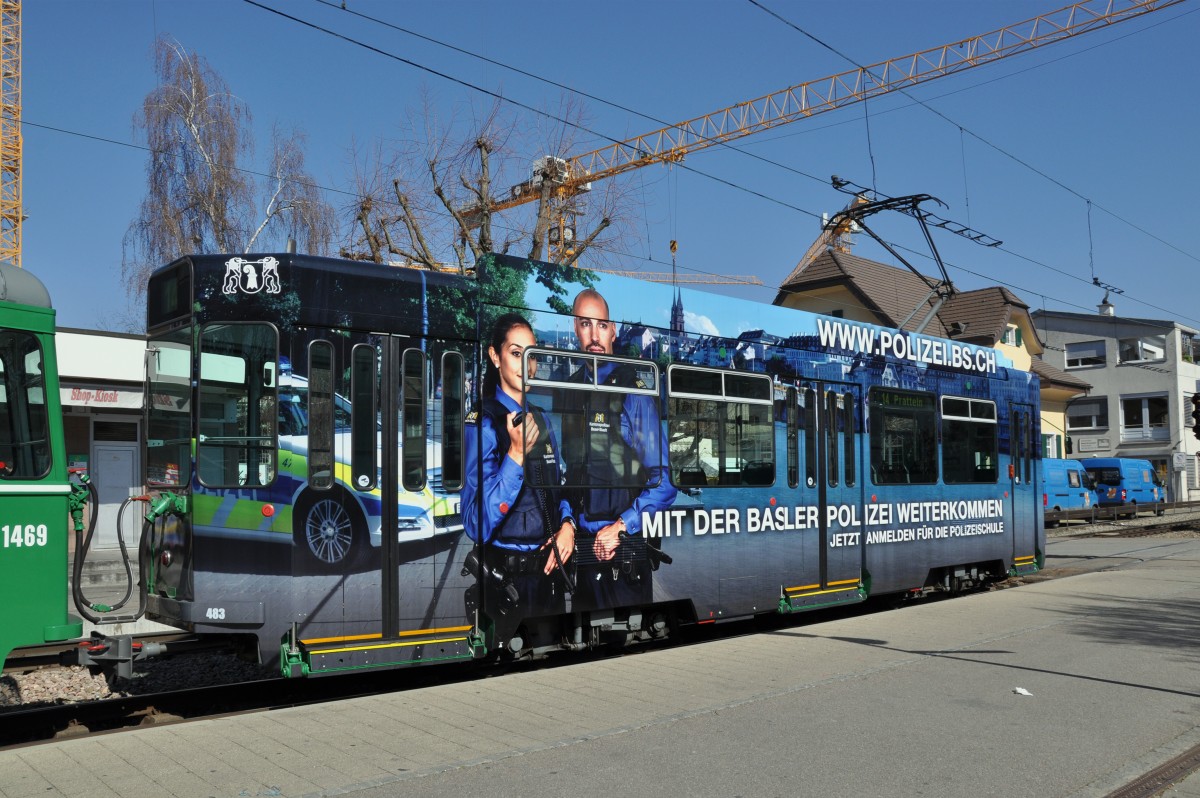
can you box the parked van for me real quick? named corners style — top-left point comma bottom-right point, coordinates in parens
top-left (1042, 458), bottom-right (1093, 525)
top-left (1082, 457), bottom-right (1165, 517)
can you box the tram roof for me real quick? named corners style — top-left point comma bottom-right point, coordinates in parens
top-left (0, 260), bottom-right (52, 309)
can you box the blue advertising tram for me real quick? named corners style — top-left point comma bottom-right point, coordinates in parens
top-left (140, 251), bottom-right (1042, 675)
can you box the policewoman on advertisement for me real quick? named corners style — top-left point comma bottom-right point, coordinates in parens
top-left (462, 313), bottom-right (577, 632)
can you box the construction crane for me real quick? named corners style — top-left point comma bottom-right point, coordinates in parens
top-left (584, 270), bottom-right (761, 286)
top-left (0, 0), bottom-right (18, 267)
top-left (468, 0), bottom-right (1181, 278)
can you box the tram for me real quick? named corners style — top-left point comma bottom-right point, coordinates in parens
top-left (141, 251), bottom-right (1043, 675)
top-left (0, 261), bottom-right (83, 668)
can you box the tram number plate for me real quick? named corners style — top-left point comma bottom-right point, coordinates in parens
top-left (205, 607), bottom-right (227, 620)
top-left (3, 524), bottom-right (49, 548)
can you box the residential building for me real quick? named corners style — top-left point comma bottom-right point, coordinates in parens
top-left (774, 249), bottom-right (1091, 456)
top-left (1032, 302), bottom-right (1200, 501)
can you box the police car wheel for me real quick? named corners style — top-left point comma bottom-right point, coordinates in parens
top-left (294, 490), bottom-right (368, 570)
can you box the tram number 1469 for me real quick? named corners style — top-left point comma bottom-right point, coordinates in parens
top-left (3, 524), bottom-right (49, 548)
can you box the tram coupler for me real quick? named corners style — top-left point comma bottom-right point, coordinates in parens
top-left (70, 632), bottom-right (168, 681)
top-left (280, 623), bottom-right (309, 678)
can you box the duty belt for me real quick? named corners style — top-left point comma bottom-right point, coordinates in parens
top-left (501, 550), bottom-right (546, 574)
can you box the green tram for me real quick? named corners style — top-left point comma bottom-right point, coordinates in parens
top-left (0, 261), bottom-right (82, 668)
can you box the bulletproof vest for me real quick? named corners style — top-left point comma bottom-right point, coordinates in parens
top-left (561, 364), bottom-right (644, 520)
top-left (477, 399), bottom-right (562, 545)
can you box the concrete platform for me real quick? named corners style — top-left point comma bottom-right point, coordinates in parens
top-left (4, 531), bottom-right (1199, 798)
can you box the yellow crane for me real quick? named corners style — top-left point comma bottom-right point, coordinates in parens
top-left (469, 0), bottom-right (1181, 280)
top-left (0, 0), bottom-right (18, 267)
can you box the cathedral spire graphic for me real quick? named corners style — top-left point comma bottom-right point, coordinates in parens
top-left (670, 285), bottom-right (684, 335)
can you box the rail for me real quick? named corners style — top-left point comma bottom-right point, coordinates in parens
top-left (1045, 499), bottom-right (1200, 527)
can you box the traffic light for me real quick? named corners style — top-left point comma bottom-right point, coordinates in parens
top-left (1192, 393), bottom-right (1200, 441)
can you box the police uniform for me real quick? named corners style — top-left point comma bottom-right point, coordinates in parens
top-left (561, 361), bottom-right (677, 609)
top-left (462, 388), bottom-right (574, 629)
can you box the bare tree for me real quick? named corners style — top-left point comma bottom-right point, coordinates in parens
top-left (247, 125), bottom-right (337, 255)
top-left (342, 97), bottom-right (509, 270)
top-left (341, 92), bottom-right (637, 273)
top-left (121, 36), bottom-right (335, 316)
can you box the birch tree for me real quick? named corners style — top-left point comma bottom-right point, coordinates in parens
top-left (121, 36), bottom-right (335, 314)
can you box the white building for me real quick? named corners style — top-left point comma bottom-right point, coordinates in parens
top-left (1031, 303), bottom-right (1200, 502)
top-left (57, 327), bottom-right (147, 550)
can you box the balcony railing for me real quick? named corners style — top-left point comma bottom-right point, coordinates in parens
top-left (1120, 424), bottom-right (1170, 443)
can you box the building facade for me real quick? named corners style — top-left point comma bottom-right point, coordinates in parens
top-left (1031, 305), bottom-right (1200, 502)
top-left (774, 249), bottom-right (1091, 458)
top-left (57, 327), bottom-right (147, 550)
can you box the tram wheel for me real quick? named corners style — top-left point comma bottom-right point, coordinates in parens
top-left (293, 490), bottom-right (370, 572)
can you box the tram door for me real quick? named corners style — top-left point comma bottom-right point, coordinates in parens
top-left (787, 382), bottom-right (865, 610)
top-left (377, 337), bottom-right (474, 641)
top-left (1008, 402), bottom-right (1039, 574)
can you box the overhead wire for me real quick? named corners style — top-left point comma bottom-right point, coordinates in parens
top-left (26, 0), bottom-right (1195, 329)
top-left (27, 105), bottom-right (1191, 326)
top-left (293, 0), bottom-right (1200, 324)
top-left (18, 113), bottom-right (767, 286)
top-left (745, 0), bottom-right (1200, 271)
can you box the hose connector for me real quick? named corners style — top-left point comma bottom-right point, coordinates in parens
top-left (145, 491), bottom-right (189, 522)
top-left (67, 471), bottom-right (92, 533)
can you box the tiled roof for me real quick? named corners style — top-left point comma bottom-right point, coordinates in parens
top-left (776, 250), bottom-right (951, 337)
top-left (777, 250), bottom-right (1047, 349)
top-left (939, 287), bottom-right (1027, 345)
top-left (1028, 357), bottom-right (1091, 391)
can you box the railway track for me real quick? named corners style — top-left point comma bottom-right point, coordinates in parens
top-left (5, 516), bottom-right (1200, 752)
top-left (1046, 500), bottom-right (1200, 528)
top-left (1057, 510), bottom-right (1200, 540)
top-left (0, 654), bottom-right (491, 750)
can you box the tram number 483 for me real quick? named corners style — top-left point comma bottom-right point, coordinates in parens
top-left (3, 524), bottom-right (49, 548)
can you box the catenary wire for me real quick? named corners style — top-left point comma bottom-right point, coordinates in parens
top-left (278, 0), bottom-right (1200, 324)
top-left (20, 1), bottom-right (1195, 330)
top-left (745, 0), bottom-right (1200, 268)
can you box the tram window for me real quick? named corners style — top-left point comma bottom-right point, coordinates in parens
top-left (146, 330), bottom-right (191, 487)
top-left (826, 391), bottom-right (839, 488)
top-left (666, 366), bottom-right (773, 488)
top-left (672, 367), bottom-right (721, 396)
top-left (536, 353), bottom-right (662, 491)
top-left (1011, 408), bottom-right (1034, 485)
top-left (843, 391), bottom-right (856, 487)
top-left (0, 331), bottom-right (51, 479)
top-left (786, 386), bottom-right (799, 489)
top-left (868, 388), bottom-right (937, 485)
top-left (1021, 410), bottom-right (1033, 485)
top-left (440, 352), bottom-right (465, 492)
top-left (197, 323), bottom-right (277, 488)
top-left (803, 388), bottom-right (816, 488)
top-left (941, 396), bottom-right (998, 484)
top-left (401, 348), bottom-right (426, 491)
top-left (307, 341), bottom-right (335, 489)
top-left (350, 344), bottom-right (378, 491)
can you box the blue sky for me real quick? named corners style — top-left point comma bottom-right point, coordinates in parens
top-left (23, 0), bottom-right (1200, 333)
